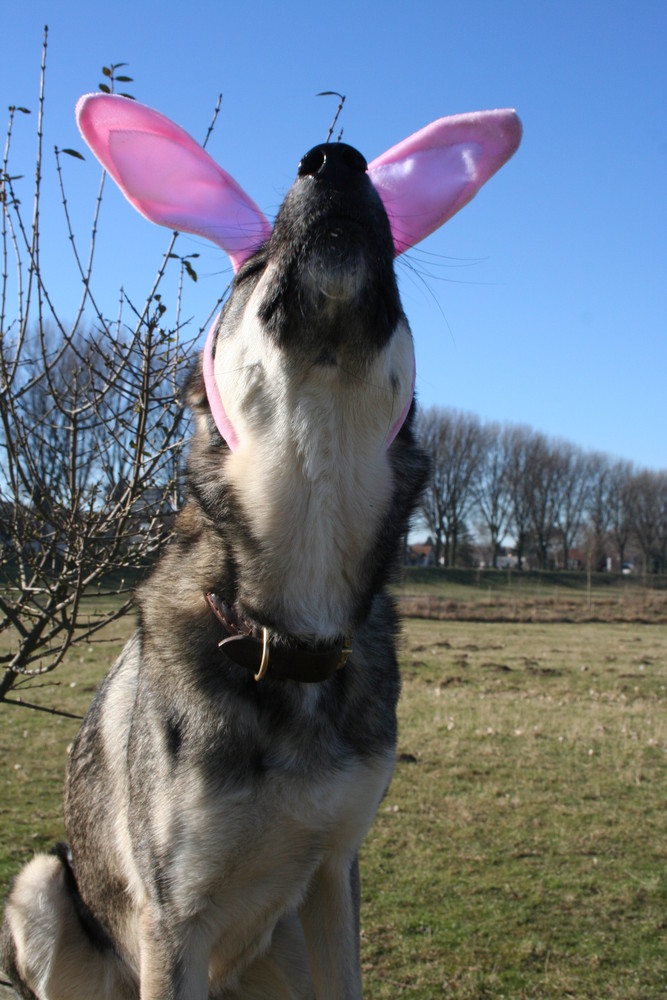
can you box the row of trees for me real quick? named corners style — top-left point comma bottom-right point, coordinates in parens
top-left (417, 407), bottom-right (667, 574)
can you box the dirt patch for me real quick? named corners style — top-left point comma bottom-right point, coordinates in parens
top-left (397, 591), bottom-right (667, 625)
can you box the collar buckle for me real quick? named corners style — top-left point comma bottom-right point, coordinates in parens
top-left (206, 592), bottom-right (351, 684)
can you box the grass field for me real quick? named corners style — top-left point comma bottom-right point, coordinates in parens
top-left (361, 617), bottom-right (666, 998)
top-left (1, 577), bottom-right (666, 998)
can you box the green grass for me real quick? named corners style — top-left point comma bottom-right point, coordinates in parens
top-left (1, 596), bottom-right (666, 998)
top-left (360, 618), bottom-right (667, 998)
top-left (0, 622), bottom-right (133, 892)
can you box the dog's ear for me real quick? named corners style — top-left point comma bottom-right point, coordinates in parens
top-left (76, 94), bottom-right (271, 272)
top-left (368, 109), bottom-right (522, 255)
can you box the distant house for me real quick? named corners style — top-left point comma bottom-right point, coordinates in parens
top-left (496, 552), bottom-right (519, 570)
top-left (554, 548), bottom-right (587, 571)
top-left (405, 542), bottom-right (435, 567)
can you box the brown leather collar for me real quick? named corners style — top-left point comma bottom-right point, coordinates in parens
top-left (205, 592), bottom-right (351, 683)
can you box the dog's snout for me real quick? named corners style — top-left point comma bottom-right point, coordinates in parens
top-left (297, 143), bottom-right (368, 183)
top-left (264, 136), bottom-right (400, 353)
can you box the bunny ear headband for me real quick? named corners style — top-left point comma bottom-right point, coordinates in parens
top-left (76, 94), bottom-right (521, 448)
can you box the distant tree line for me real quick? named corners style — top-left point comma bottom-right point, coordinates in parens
top-left (417, 407), bottom-right (667, 574)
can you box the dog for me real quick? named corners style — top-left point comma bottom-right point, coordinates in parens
top-left (1, 95), bottom-right (520, 999)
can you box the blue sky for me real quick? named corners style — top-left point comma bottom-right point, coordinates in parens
top-left (4, 0), bottom-right (666, 470)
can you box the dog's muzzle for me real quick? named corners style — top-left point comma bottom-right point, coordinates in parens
top-left (205, 593), bottom-right (351, 683)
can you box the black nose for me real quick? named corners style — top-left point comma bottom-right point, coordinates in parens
top-left (297, 143), bottom-right (368, 182)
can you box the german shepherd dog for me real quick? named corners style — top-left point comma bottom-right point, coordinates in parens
top-left (1, 96), bottom-right (520, 998)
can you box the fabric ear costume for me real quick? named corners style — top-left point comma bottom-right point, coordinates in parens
top-left (76, 94), bottom-right (521, 450)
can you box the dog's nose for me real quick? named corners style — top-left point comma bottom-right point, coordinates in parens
top-left (297, 143), bottom-right (368, 183)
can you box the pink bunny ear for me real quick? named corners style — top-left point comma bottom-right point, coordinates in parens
top-left (368, 109), bottom-right (522, 255)
top-left (76, 93), bottom-right (271, 272)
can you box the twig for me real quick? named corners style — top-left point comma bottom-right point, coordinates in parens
top-left (202, 93), bottom-right (223, 150)
top-left (2, 696), bottom-right (84, 720)
top-left (317, 91), bottom-right (346, 143)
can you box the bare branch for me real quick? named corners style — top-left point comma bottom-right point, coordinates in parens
top-left (0, 48), bottom-right (202, 708)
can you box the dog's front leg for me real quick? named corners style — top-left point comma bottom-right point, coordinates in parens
top-left (299, 854), bottom-right (362, 1000)
top-left (139, 907), bottom-right (209, 1000)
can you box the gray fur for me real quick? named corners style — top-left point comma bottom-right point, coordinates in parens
top-left (1, 140), bottom-right (427, 999)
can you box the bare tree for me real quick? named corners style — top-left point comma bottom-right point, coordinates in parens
top-left (474, 421), bottom-right (512, 567)
top-left (656, 472), bottom-right (667, 574)
top-left (524, 432), bottom-right (562, 570)
top-left (417, 407), bottom-right (484, 567)
top-left (506, 424), bottom-right (533, 570)
top-left (507, 429), bottom-right (559, 570)
top-left (416, 408), bottom-right (447, 566)
top-left (608, 459), bottom-right (635, 571)
top-left (584, 452), bottom-right (612, 571)
top-left (632, 469), bottom-right (667, 575)
top-left (553, 442), bottom-right (590, 569)
top-left (0, 34), bottom-right (221, 707)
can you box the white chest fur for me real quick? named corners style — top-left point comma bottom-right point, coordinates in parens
top-left (213, 274), bottom-right (414, 639)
